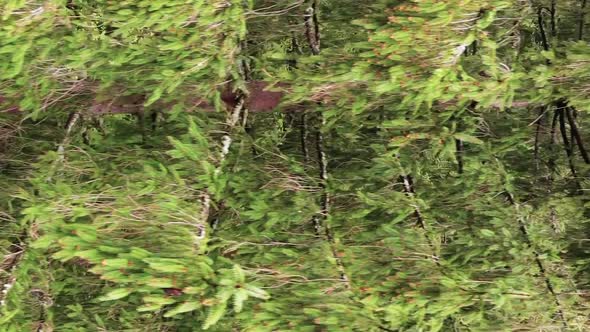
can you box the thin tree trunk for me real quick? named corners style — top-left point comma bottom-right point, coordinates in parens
top-left (534, 108), bottom-right (545, 172)
top-left (550, 0), bottom-right (557, 37)
top-left (304, 0), bottom-right (350, 287)
top-left (301, 113), bottom-right (309, 164)
top-left (455, 139), bottom-right (464, 174)
top-left (578, 0), bottom-right (587, 41)
top-left (558, 107), bottom-right (580, 183)
top-left (505, 192), bottom-right (569, 328)
top-left (565, 107), bottom-right (590, 164)
top-left (538, 7), bottom-right (550, 52)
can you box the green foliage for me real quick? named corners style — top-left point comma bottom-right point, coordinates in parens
top-left (2, 0), bottom-right (590, 331)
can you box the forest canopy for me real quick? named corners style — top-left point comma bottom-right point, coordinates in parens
top-left (1, 0), bottom-right (590, 331)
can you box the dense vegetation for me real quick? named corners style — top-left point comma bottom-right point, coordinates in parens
top-left (1, 0), bottom-right (590, 330)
